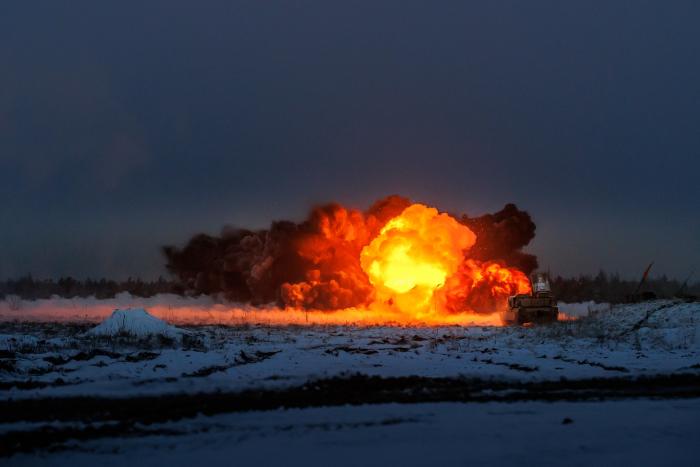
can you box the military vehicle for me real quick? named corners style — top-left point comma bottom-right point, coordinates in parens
top-left (504, 272), bottom-right (559, 325)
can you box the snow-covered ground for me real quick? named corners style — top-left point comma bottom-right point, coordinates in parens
top-left (1, 299), bottom-right (699, 461)
top-left (1, 300), bottom-right (699, 400)
top-left (5, 399), bottom-right (700, 466)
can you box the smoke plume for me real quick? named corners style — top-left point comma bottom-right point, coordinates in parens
top-left (163, 195), bottom-right (537, 311)
top-left (460, 203), bottom-right (538, 274)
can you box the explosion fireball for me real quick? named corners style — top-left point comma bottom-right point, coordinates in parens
top-left (361, 204), bottom-right (476, 315)
top-left (164, 195), bottom-right (536, 325)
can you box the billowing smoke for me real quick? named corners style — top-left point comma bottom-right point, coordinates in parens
top-left (163, 195), bottom-right (537, 311)
top-left (459, 203), bottom-right (538, 274)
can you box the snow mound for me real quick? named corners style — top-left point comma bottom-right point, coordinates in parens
top-left (86, 308), bottom-right (184, 339)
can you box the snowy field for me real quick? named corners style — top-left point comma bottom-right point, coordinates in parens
top-left (1, 299), bottom-right (699, 400)
top-left (5, 399), bottom-right (700, 467)
top-left (1, 298), bottom-right (699, 462)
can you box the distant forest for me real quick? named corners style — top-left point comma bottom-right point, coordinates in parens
top-left (1, 272), bottom-right (697, 304)
top-left (0, 276), bottom-right (178, 301)
top-left (549, 272), bottom-right (698, 303)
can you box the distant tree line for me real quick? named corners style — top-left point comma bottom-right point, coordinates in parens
top-left (0, 272), bottom-right (698, 303)
top-left (550, 271), bottom-right (699, 303)
top-left (0, 276), bottom-right (180, 300)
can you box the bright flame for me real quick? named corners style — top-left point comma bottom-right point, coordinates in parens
top-left (359, 203), bottom-right (532, 321)
top-left (5, 202), bottom-right (538, 327)
top-left (361, 204), bottom-right (475, 317)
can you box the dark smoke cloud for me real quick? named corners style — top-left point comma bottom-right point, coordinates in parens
top-left (460, 203), bottom-right (538, 274)
top-left (163, 196), bottom-right (536, 309)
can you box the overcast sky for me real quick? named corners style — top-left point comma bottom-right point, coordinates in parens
top-left (1, 1), bottom-right (699, 280)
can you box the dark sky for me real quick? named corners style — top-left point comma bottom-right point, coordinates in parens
top-left (1, 1), bottom-right (699, 280)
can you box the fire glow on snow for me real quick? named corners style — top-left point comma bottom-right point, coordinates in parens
top-left (0, 294), bottom-right (586, 326)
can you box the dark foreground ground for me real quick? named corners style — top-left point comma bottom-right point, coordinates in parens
top-left (3, 396), bottom-right (700, 467)
top-left (3, 372), bottom-right (700, 459)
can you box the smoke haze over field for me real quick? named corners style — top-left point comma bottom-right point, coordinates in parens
top-left (1, 2), bottom-right (699, 280)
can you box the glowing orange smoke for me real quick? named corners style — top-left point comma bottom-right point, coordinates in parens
top-left (164, 198), bottom-right (536, 326)
top-left (440, 259), bottom-right (532, 314)
top-left (2, 202), bottom-right (539, 327)
top-left (361, 204), bottom-right (475, 316)
top-left (357, 203), bottom-right (531, 322)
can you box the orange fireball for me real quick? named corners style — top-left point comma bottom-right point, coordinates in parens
top-left (166, 196), bottom-right (538, 326)
top-left (360, 204), bottom-right (475, 316)
top-left (360, 203), bottom-right (531, 321)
